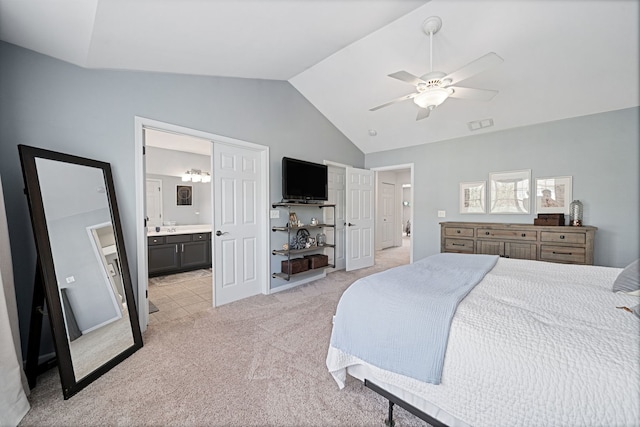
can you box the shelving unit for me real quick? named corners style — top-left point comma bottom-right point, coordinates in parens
top-left (271, 202), bottom-right (336, 280)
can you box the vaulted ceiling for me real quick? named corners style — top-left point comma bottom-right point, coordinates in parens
top-left (1, 0), bottom-right (638, 154)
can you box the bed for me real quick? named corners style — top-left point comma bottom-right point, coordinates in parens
top-left (327, 254), bottom-right (640, 427)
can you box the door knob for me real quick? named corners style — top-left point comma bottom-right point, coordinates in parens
top-left (215, 230), bottom-right (228, 236)
top-left (348, 223), bottom-right (356, 227)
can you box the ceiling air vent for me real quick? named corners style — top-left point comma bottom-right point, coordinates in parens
top-left (467, 118), bottom-right (494, 131)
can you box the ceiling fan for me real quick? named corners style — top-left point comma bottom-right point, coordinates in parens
top-left (370, 16), bottom-right (503, 121)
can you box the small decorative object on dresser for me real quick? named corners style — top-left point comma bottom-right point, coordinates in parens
top-left (440, 221), bottom-right (596, 265)
top-left (534, 213), bottom-right (565, 226)
top-left (569, 200), bottom-right (583, 226)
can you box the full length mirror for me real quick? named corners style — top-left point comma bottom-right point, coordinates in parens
top-left (19, 145), bottom-right (142, 399)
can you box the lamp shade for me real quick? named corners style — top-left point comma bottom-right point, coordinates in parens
top-left (413, 87), bottom-right (453, 109)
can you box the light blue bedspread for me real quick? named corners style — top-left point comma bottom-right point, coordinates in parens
top-left (329, 253), bottom-right (498, 384)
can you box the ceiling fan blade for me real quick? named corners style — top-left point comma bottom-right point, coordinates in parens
top-left (416, 107), bottom-right (431, 121)
top-left (388, 71), bottom-right (426, 86)
top-left (449, 86), bottom-right (499, 101)
top-left (369, 92), bottom-right (419, 111)
top-left (443, 52), bottom-right (503, 85)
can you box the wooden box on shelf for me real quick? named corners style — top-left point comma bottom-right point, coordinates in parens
top-left (304, 254), bottom-right (329, 269)
top-left (281, 258), bottom-right (309, 274)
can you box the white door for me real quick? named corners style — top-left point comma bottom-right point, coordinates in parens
top-left (213, 142), bottom-right (264, 306)
top-left (379, 182), bottom-right (395, 249)
top-left (327, 166), bottom-right (346, 270)
top-left (345, 167), bottom-right (375, 271)
top-left (146, 178), bottom-right (163, 227)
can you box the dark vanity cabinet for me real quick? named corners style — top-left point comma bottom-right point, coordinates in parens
top-left (148, 232), bottom-right (211, 276)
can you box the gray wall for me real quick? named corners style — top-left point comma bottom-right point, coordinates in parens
top-left (0, 41), bottom-right (364, 355)
top-left (146, 147), bottom-right (213, 226)
top-left (146, 146), bottom-right (210, 178)
top-left (147, 174), bottom-right (211, 226)
top-left (366, 107), bottom-right (640, 268)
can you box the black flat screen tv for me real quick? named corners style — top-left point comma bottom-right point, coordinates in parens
top-left (282, 157), bottom-right (328, 202)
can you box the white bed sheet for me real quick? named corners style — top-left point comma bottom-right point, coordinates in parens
top-left (327, 258), bottom-right (640, 427)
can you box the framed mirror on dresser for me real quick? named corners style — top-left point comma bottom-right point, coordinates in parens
top-left (19, 145), bottom-right (143, 399)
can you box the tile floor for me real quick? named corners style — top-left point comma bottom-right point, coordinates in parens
top-left (147, 269), bottom-right (213, 324)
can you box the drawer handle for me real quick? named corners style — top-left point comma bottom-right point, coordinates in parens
top-left (553, 251), bottom-right (572, 255)
top-left (521, 233), bottom-right (526, 237)
top-left (560, 235), bottom-right (565, 239)
top-left (175, 245), bottom-right (178, 253)
top-left (456, 230), bottom-right (461, 233)
top-left (452, 243), bottom-right (465, 247)
top-left (485, 231), bottom-right (490, 235)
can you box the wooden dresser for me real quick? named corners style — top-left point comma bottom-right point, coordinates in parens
top-left (440, 222), bottom-right (597, 265)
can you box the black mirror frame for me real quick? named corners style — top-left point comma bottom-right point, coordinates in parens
top-left (18, 144), bottom-right (143, 399)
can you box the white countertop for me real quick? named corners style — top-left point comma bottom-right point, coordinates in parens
top-left (147, 224), bottom-right (212, 236)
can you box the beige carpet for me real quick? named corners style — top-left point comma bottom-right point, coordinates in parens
top-left (19, 240), bottom-right (430, 426)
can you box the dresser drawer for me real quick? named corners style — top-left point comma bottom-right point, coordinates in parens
top-left (540, 231), bottom-right (585, 245)
top-left (444, 227), bottom-right (474, 238)
top-left (540, 245), bottom-right (586, 264)
top-left (477, 228), bottom-right (537, 241)
top-left (147, 236), bottom-right (165, 246)
top-left (444, 238), bottom-right (475, 253)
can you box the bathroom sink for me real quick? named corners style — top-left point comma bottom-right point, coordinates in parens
top-left (147, 224), bottom-right (212, 236)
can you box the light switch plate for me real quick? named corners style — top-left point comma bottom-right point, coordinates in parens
top-left (438, 210), bottom-right (446, 218)
top-left (270, 209), bottom-right (280, 219)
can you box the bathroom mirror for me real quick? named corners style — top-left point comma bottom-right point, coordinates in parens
top-left (19, 145), bottom-right (143, 399)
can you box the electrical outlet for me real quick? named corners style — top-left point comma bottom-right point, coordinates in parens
top-left (270, 209), bottom-right (280, 219)
top-left (66, 276), bottom-right (75, 284)
top-left (438, 210), bottom-right (446, 218)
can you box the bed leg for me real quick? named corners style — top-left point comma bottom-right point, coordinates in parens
top-left (385, 400), bottom-right (395, 427)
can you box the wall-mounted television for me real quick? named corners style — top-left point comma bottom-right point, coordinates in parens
top-left (282, 157), bottom-right (328, 202)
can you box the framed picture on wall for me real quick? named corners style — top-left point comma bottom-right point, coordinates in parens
top-left (489, 169), bottom-right (531, 214)
top-left (176, 185), bottom-right (193, 206)
top-left (535, 176), bottom-right (572, 214)
top-left (459, 181), bottom-right (486, 214)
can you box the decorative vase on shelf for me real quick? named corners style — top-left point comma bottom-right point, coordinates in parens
top-left (569, 200), bottom-right (583, 226)
top-left (316, 232), bottom-right (326, 246)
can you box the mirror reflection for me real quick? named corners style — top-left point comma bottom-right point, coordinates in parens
top-left (35, 158), bottom-right (135, 380)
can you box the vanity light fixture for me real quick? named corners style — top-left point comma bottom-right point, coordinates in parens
top-left (181, 169), bottom-right (211, 183)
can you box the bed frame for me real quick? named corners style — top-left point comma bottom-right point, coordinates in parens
top-left (365, 379), bottom-right (448, 427)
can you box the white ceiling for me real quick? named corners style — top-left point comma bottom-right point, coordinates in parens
top-left (1, 0), bottom-right (638, 154)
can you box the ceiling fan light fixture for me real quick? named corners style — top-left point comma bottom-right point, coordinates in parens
top-left (413, 87), bottom-right (453, 109)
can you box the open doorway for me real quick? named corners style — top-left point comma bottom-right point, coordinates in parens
top-left (134, 117), bottom-right (270, 332)
top-left (144, 129), bottom-right (213, 327)
top-left (325, 161), bottom-right (412, 272)
top-left (372, 164), bottom-right (413, 267)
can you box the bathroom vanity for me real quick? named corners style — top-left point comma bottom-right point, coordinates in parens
top-left (147, 226), bottom-right (212, 276)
